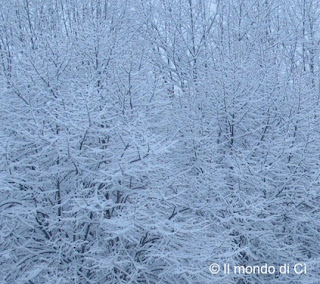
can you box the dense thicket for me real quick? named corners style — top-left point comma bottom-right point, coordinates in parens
top-left (1, 0), bottom-right (320, 283)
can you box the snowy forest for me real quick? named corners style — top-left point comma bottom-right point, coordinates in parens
top-left (1, 0), bottom-right (320, 283)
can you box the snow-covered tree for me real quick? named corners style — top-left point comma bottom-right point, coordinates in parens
top-left (1, 0), bottom-right (320, 283)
